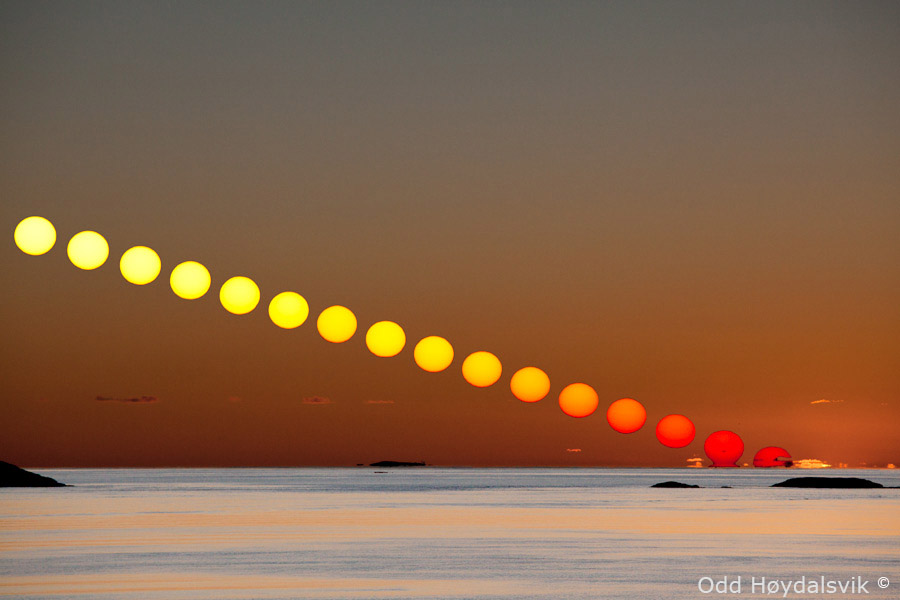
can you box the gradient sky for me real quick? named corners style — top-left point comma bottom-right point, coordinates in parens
top-left (2, 1), bottom-right (898, 467)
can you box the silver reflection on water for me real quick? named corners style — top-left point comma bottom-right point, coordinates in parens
top-left (2, 468), bottom-right (898, 599)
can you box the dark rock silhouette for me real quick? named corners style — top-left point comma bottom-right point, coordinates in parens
top-left (0, 461), bottom-right (67, 487)
top-left (369, 460), bottom-right (426, 467)
top-left (651, 481), bottom-right (700, 488)
top-left (771, 477), bottom-right (883, 489)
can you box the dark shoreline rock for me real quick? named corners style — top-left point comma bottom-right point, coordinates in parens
top-left (369, 460), bottom-right (426, 467)
top-left (772, 477), bottom-right (883, 489)
top-left (0, 461), bottom-right (67, 487)
top-left (651, 481), bottom-right (700, 488)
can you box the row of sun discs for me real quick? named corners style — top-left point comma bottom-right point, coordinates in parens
top-left (15, 216), bottom-right (697, 448)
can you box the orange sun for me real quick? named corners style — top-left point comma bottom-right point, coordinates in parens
top-left (509, 367), bottom-right (550, 403)
top-left (558, 383), bottom-right (599, 418)
top-left (606, 398), bottom-right (646, 433)
top-left (655, 414), bottom-right (695, 448)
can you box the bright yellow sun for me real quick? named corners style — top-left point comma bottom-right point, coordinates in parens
top-left (461, 351), bottom-right (502, 387)
top-left (14, 216), bottom-right (56, 256)
top-left (119, 246), bottom-right (161, 285)
top-left (219, 276), bottom-right (260, 315)
top-left (413, 336), bottom-right (454, 372)
top-left (510, 366), bottom-right (550, 402)
top-left (366, 321), bottom-right (406, 357)
top-left (170, 261), bottom-right (211, 300)
top-left (317, 305), bottom-right (357, 343)
top-left (268, 291), bottom-right (309, 329)
top-left (67, 231), bottom-right (109, 270)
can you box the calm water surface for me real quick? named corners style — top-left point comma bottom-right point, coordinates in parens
top-left (2, 468), bottom-right (898, 599)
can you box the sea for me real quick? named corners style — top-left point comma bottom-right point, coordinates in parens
top-left (2, 468), bottom-right (898, 600)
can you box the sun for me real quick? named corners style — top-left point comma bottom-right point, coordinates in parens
top-left (14, 216), bottom-right (56, 256)
top-left (219, 276), bottom-right (260, 315)
top-left (413, 336), bottom-right (454, 372)
top-left (655, 414), bottom-right (695, 448)
top-left (119, 246), bottom-right (162, 285)
top-left (703, 430), bottom-right (744, 467)
top-left (317, 305), bottom-right (357, 343)
top-left (606, 398), bottom-right (646, 433)
top-left (67, 231), bottom-right (109, 270)
top-left (509, 367), bottom-right (550, 402)
top-left (366, 321), bottom-right (406, 357)
top-left (268, 291), bottom-right (309, 329)
top-left (558, 383), bottom-right (599, 418)
top-left (461, 351), bottom-right (502, 387)
top-left (170, 261), bottom-right (211, 300)
top-left (753, 446), bottom-right (792, 468)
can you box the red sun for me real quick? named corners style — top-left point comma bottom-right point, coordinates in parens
top-left (655, 414), bottom-right (695, 448)
top-left (703, 430), bottom-right (744, 467)
top-left (753, 446), bottom-right (792, 468)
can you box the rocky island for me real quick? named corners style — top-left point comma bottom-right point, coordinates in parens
top-left (651, 481), bottom-right (700, 488)
top-left (0, 461), bottom-right (67, 487)
top-left (771, 477), bottom-right (884, 489)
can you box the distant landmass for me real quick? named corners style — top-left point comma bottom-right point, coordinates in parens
top-left (652, 477), bottom-right (894, 490)
top-left (651, 481), bottom-right (699, 488)
top-left (369, 460), bottom-right (426, 467)
top-left (772, 477), bottom-right (883, 489)
top-left (0, 461), bottom-right (67, 487)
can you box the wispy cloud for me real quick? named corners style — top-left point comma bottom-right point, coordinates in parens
top-left (566, 448), bottom-right (582, 453)
top-left (686, 457), bottom-right (704, 463)
top-left (810, 398), bottom-right (844, 405)
top-left (96, 395), bottom-right (159, 404)
top-left (302, 396), bottom-right (332, 405)
top-left (366, 400), bottom-right (395, 405)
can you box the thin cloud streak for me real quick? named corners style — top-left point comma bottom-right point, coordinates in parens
top-left (302, 396), bottom-right (332, 405)
top-left (96, 395), bottom-right (159, 404)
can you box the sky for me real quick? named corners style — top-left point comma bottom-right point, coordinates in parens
top-left (1, 1), bottom-right (898, 468)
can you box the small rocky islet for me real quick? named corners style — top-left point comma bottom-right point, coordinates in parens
top-left (651, 476), bottom-right (889, 489)
top-left (0, 461), bottom-right (67, 487)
